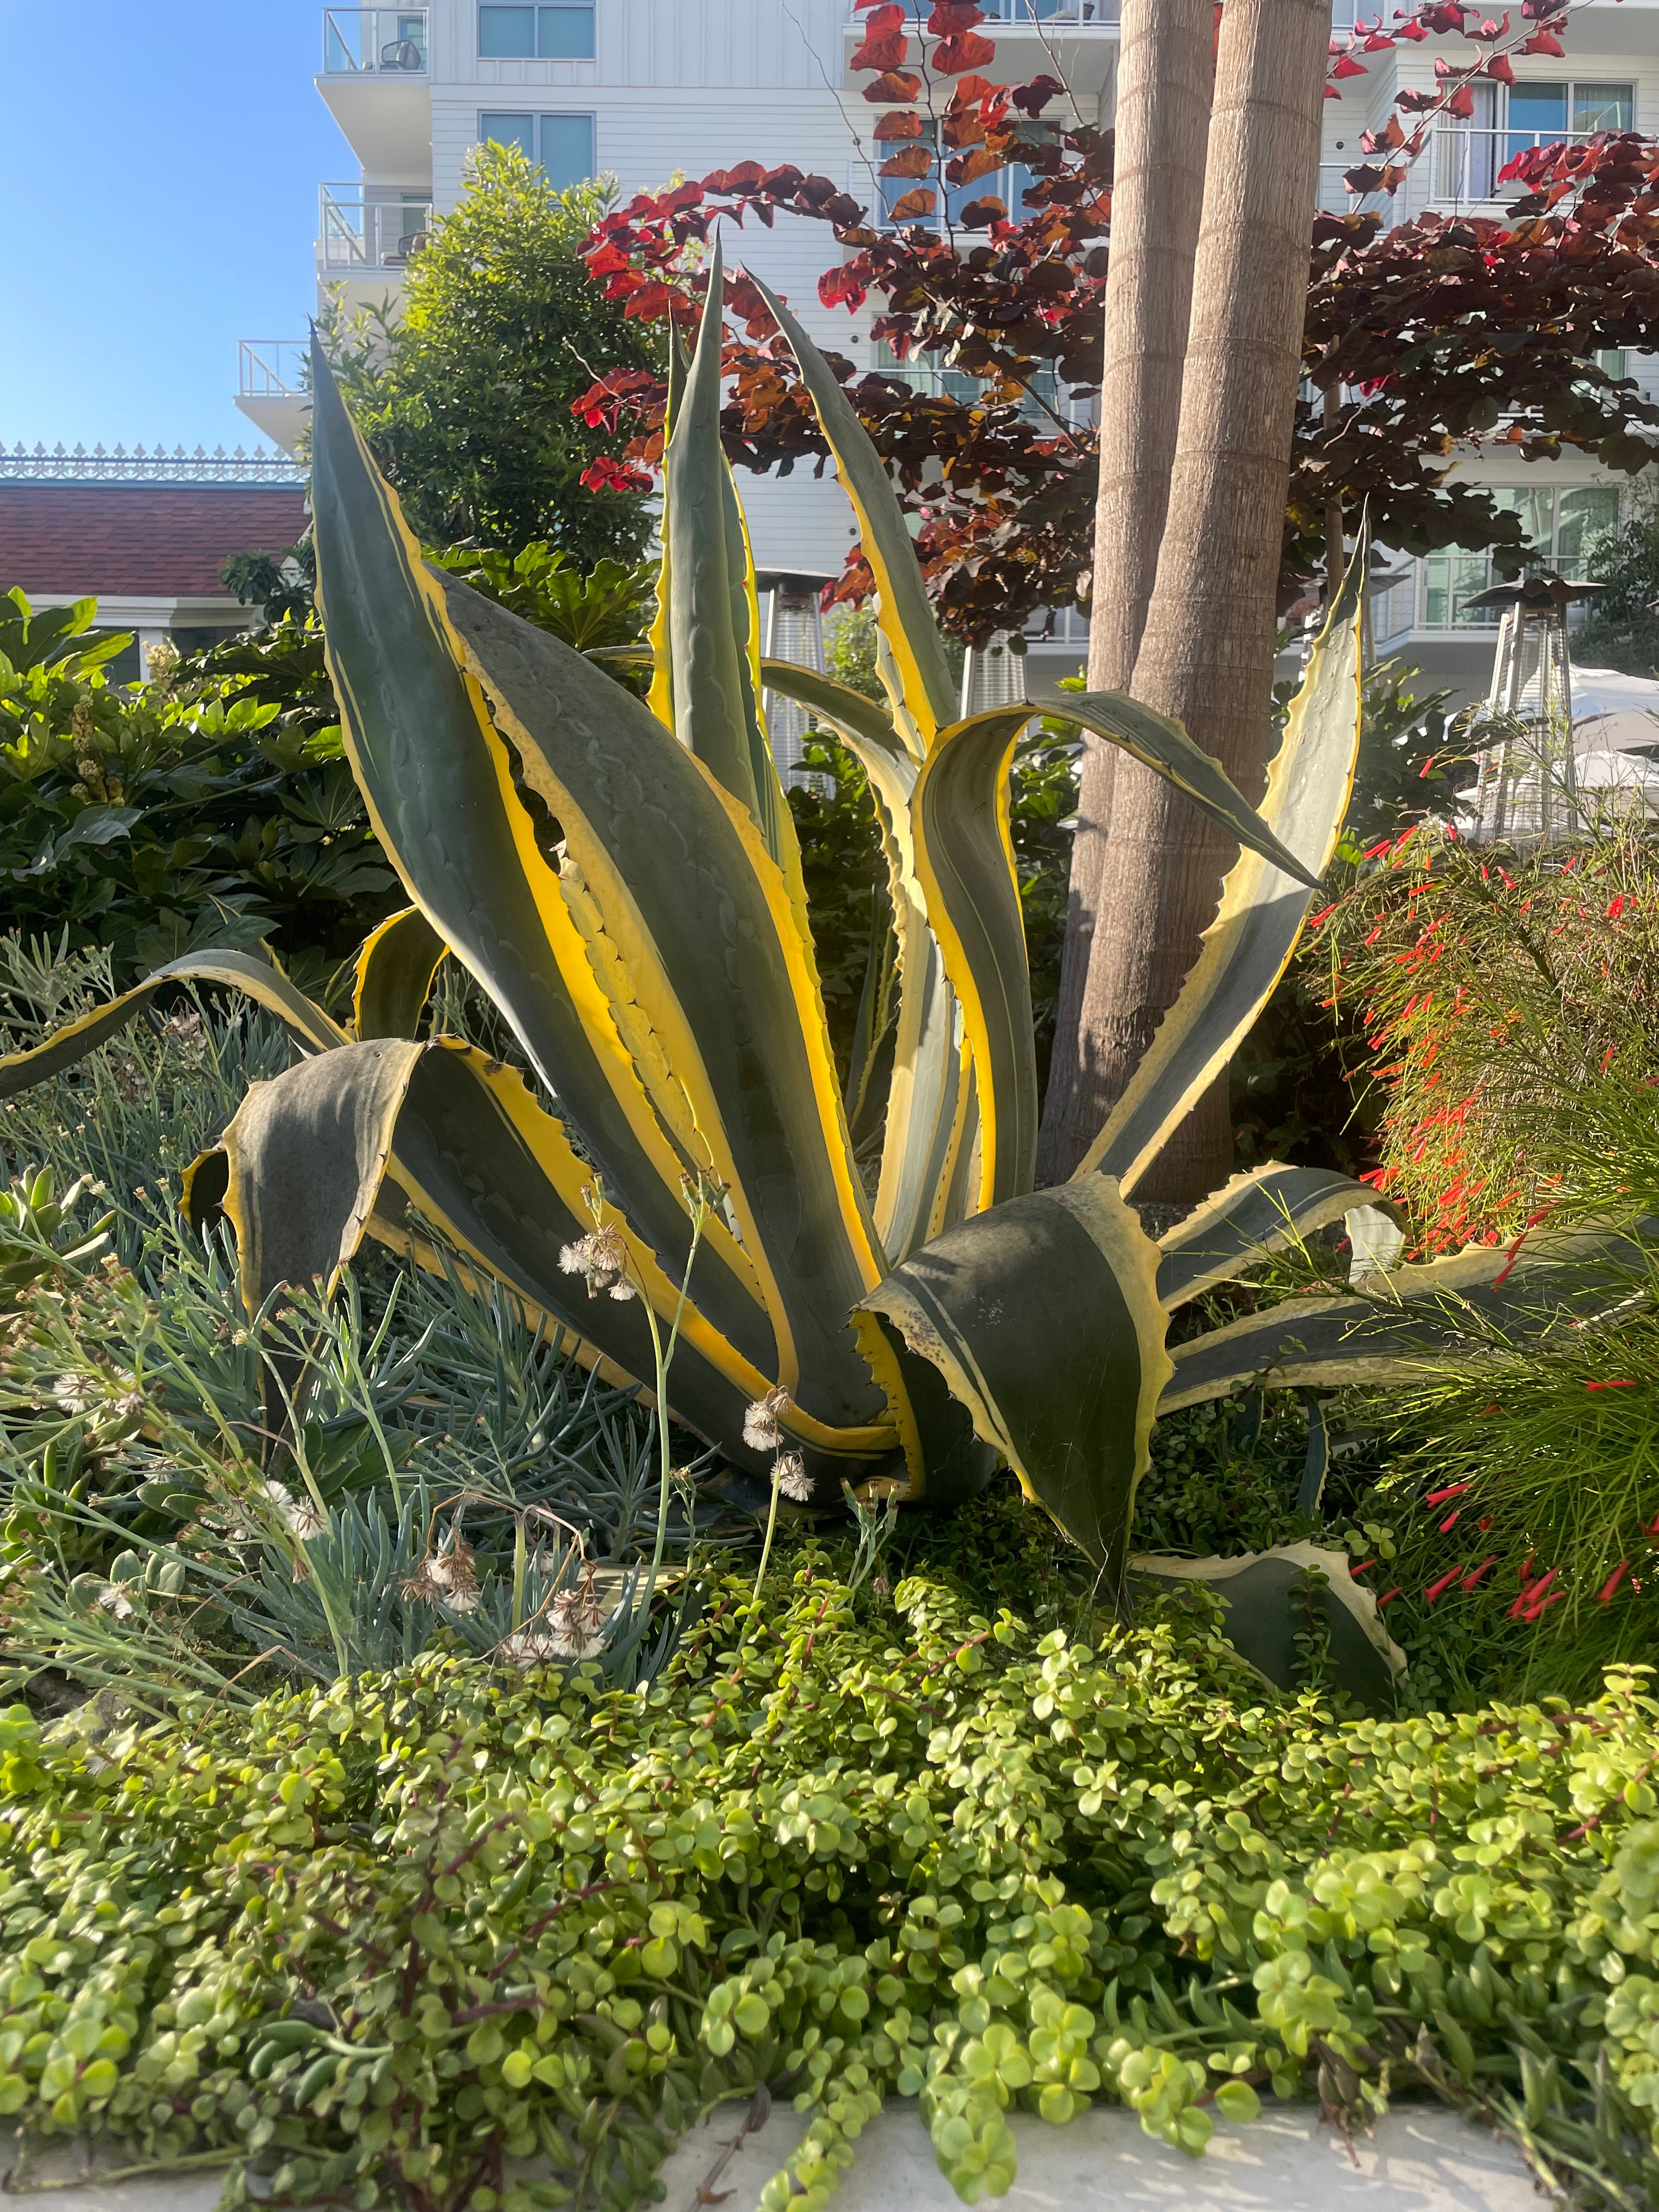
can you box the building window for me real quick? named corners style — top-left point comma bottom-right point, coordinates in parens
top-left (1435, 80), bottom-right (1633, 200)
top-left (1420, 484), bottom-right (1622, 629)
top-left (480, 111), bottom-right (596, 191)
top-left (478, 4), bottom-right (595, 59)
top-left (866, 122), bottom-right (1052, 232)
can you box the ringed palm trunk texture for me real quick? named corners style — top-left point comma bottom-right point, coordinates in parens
top-left (1039, 0), bottom-right (1214, 1185)
top-left (1056, 0), bottom-right (1329, 1203)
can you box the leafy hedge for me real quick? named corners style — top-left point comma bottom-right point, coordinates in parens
top-left (2, 1564), bottom-right (1658, 2211)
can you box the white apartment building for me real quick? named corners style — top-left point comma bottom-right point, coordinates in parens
top-left (1319, 1), bottom-right (1659, 703)
top-left (235, 0), bottom-right (1118, 703)
top-left (234, 1), bottom-right (1659, 710)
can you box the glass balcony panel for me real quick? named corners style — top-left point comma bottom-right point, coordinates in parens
top-left (1557, 486), bottom-right (1620, 569)
top-left (319, 189), bottom-right (430, 271)
top-left (1575, 83), bottom-right (1633, 132)
top-left (322, 8), bottom-right (428, 74)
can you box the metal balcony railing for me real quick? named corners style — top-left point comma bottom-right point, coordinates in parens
top-left (1432, 127), bottom-right (1594, 203)
top-left (323, 8), bottom-right (428, 75)
top-left (319, 187), bottom-right (432, 273)
top-left (239, 340), bottom-right (309, 400)
top-left (0, 442), bottom-right (304, 487)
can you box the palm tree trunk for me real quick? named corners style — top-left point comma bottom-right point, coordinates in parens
top-left (1037, 0), bottom-right (1213, 1184)
top-left (1058, 0), bottom-right (1330, 1205)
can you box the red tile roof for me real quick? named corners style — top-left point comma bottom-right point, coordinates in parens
top-left (0, 484), bottom-right (310, 600)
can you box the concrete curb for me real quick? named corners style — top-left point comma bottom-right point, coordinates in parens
top-left (5, 2103), bottom-right (1545, 2211)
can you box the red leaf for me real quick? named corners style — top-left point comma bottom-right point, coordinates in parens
top-left (1423, 2), bottom-right (1468, 29)
top-left (819, 264), bottom-right (868, 312)
top-left (873, 108), bottom-right (926, 140)
top-left (946, 145), bottom-right (1003, 185)
top-left (1446, 82), bottom-right (1476, 118)
top-left (933, 30), bottom-right (999, 72)
top-left (1396, 88), bottom-right (1440, 112)
top-left (1359, 112), bottom-right (1407, 154)
top-left (1362, 31), bottom-right (1396, 48)
top-left (1520, 26), bottom-right (1564, 52)
top-left (850, 28), bottom-right (908, 71)
top-left (889, 187), bottom-right (938, 220)
top-left (958, 193), bottom-right (1007, 227)
top-left (926, 1), bottom-right (985, 28)
top-left (853, 1), bottom-right (904, 16)
top-left (1486, 52), bottom-right (1515, 82)
top-left (581, 456), bottom-right (654, 495)
top-left (879, 144), bottom-right (935, 177)
top-left (1329, 51), bottom-right (1368, 77)
top-left (1395, 17), bottom-right (1429, 35)
top-left (864, 69), bottom-right (923, 102)
top-left (1470, 10), bottom-right (1510, 38)
top-left (1011, 74), bottom-right (1065, 115)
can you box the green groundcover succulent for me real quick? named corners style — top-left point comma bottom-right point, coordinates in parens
top-left (2, 245), bottom-right (1647, 1621)
top-left (2, 1566), bottom-right (1659, 2210)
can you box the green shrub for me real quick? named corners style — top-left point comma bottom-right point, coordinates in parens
top-left (1313, 816), bottom-right (1659, 1251)
top-left (0, 1567), bottom-right (1656, 2209)
top-left (0, 592), bottom-right (394, 1000)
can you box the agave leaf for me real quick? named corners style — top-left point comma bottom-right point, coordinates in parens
top-left (664, 232), bottom-right (786, 856)
top-left (748, 271), bottom-right (959, 746)
top-left (1062, 694), bottom-right (1321, 893)
top-left (861, 1176), bottom-right (1170, 1582)
top-left (646, 326), bottom-right (690, 734)
top-left (435, 573), bottom-right (889, 1432)
top-left (760, 658), bottom-right (970, 1259)
top-left (352, 907), bottom-right (447, 1041)
top-left (1160, 1217), bottom-right (1657, 1413)
top-left (309, 332), bottom-right (778, 1381)
top-left (0, 948), bottom-right (346, 1098)
top-left (200, 1038), bottom-right (896, 1487)
top-left (1156, 1164), bottom-right (1400, 1311)
top-left (1130, 1543), bottom-right (1405, 1701)
top-left (911, 707), bottom-right (1039, 1209)
top-left (218, 1038), bottom-right (426, 1308)
top-left (1079, 538), bottom-right (1368, 1194)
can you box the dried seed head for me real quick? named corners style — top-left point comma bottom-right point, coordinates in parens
top-left (498, 1629), bottom-right (562, 1670)
top-left (262, 1479), bottom-right (325, 1542)
top-left (549, 1569), bottom-right (607, 1658)
top-left (557, 1222), bottom-right (635, 1300)
top-left (743, 1385), bottom-right (792, 1453)
top-left (96, 1584), bottom-right (136, 1621)
top-left (772, 1451), bottom-right (812, 1504)
top-left (53, 1375), bottom-right (94, 1416)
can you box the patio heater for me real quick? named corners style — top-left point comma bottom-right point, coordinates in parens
top-left (958, 630), bottom-right (1029, 718)
top-left (1464, 572), bottom-right (1600, 845)
top-left (758, 569), bottom-right (833, 784)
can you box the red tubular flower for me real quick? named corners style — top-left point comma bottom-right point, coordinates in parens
top-left (1438, 1510), bottom-right (1461, 1533)
top-left (1424, 1566), bottom-right (1464, 1604)
top-left (1378, 1587), bottom-right (1403, 1606)
top-left (1462, 1556), bottom-right (1499, 1589)
top-left (1596, 1562), bottom-right (1630, 1604)
top-left (1426, 1482), bottom-right (1472, 1506)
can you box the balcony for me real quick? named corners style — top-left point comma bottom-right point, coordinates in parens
top-left (843, 0), bottom-right (1117, 99)
top-left (318, 10), bottom-right (432, 172)
top-left (1430, 126), bottom-right (1595, 206)
top-left (318, 187), bottom-right (432, 276)
top-left (234, 341), bottom-right (312, 455)
top-left (323, 8), bottom-right (427, 72)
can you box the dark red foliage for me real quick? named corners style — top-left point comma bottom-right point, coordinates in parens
top-left (569, 4), bottom-right (1659, 644)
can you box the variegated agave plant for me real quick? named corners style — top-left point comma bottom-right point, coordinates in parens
top-left (1, 247), bottom-right (1640, 1623)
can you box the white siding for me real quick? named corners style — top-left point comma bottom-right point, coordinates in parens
top-left (323, 0), bottom-right (1111, 573)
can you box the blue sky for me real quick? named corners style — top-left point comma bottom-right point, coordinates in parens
top-left (0, 3), bottom-right (349, 456)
